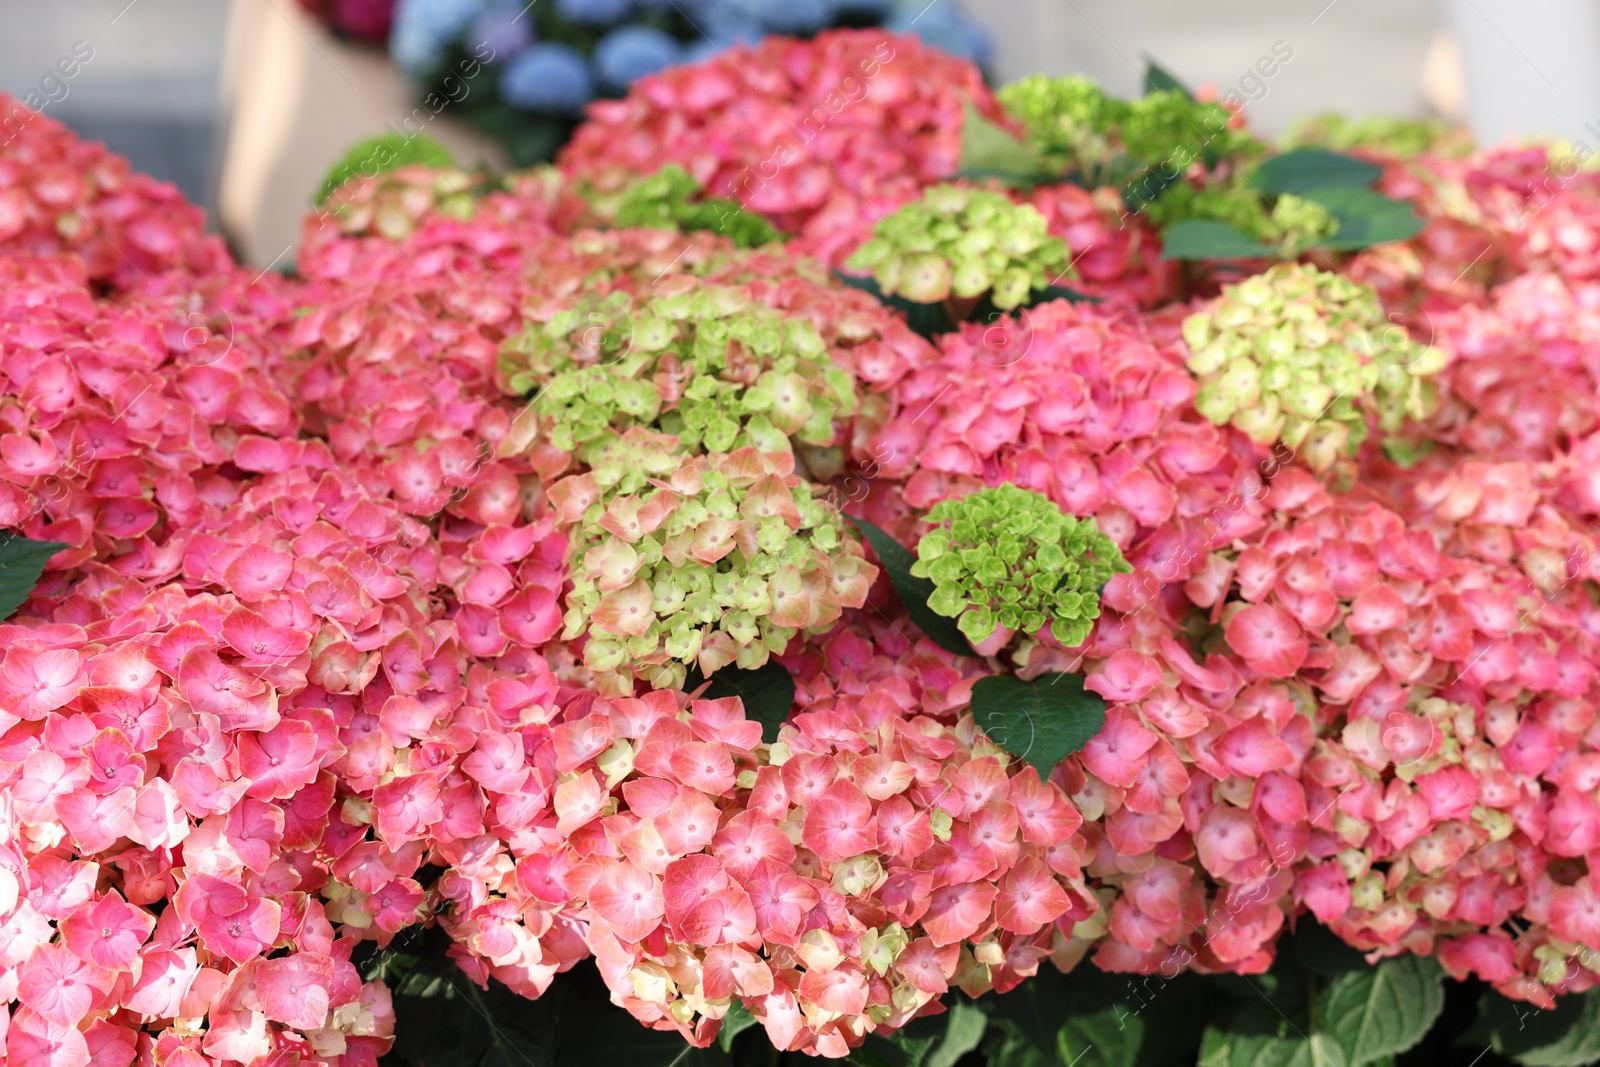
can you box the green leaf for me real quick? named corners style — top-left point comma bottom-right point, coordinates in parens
top-left (688, 661), bottom-right (795, 744)
top-left (842, 514), bottom-right (975, 657)
top-left (957, 100), bottom-right (1057, 187)
top-left (0, 536), bottom-right (65, 621)
top-left (717, 1000), bottom-right (757, 1053)
top-left (317, 132), bottom-right (458, 204)
top-left (1253, 148), bottom-right (1382, 195)
top-left (1475, 987), bottom-right (1600, 1066)
top-left (1158, 220), bottom-right (1277, 261)
top-left (1317, 955), bottom-right (1443, 1067)
top-left (928, 1000), bottom-right (988, 1067)
top-left (1298, 187), bottom-right (1424, 250)
top-left (1198, 1027), bottom-right (1347, 1067)
top-left (969, 672), bottom-right (1107, 778)
top-left (1058, 1006), bottom-right (1144, 1067)
top-left (1142, 57), bottom-right (1195, 100)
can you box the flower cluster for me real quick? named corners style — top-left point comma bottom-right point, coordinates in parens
top-left (1181, 263), bottom-right (1448, 470)
top-left (0, 94), bottom-right (230, 291)
top-left (912, 483), bottom-right (1129, 650)
top-left (500, 277), bottom-right (862, 476)
top-left (549, 433), bottom-right (875, 691)
top-left (411, 657), bottom-right (1095, 1054)
top-left (845, 185), bottom-right (1073, 310)
top-left (391, 0), bottom-right (989, 162)
top-left (560, 30), bottom-right (1005, 236)
top-left (610, 165), bottom-right (780, 249)
top-left (298, 0), bottom-right (396, 43)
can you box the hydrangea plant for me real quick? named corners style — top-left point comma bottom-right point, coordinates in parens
top-left (845, 185), bottom-right (1073, 310)
top-left (911, 483), bottom-right (1130, 648)
top-left (611, 164), bottom-right (781, 248)
top-left (1181, 263), bottom-right (1449, 470)
top-left (500, 280), bottom-right (859, 465)
top-left (548, 429), bottom-right (876, 691)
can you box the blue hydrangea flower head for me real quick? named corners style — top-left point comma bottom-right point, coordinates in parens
top-left (886, 3), bottom-right (992, 64)
top-left (593, 25), bottom-right (683, 90)
top-left (467, 4), bottom-right (534, 60)
top-left (732, 0), bottom-right (831, 33)
top-left (554, 0), bottom-right (636, 25)
top-left (500, 42), bottom-right (596, 113)
top-left (391, 0), bottom-right (490, 76)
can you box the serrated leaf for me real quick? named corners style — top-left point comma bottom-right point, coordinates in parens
top-left (1198, 1027), bottom-right (1347, 1067)
top-left (1317, 955), bottom-right (1443, 1067)
top-left (1253, 148), bottom-right (1382, 195)
top-left (688, 661), bottom-right (795, 744)
top-left (969, 672), bottom-right (1106, 778)
top-left (1159, 220), bottom-right (1278, 261)
top-left (717, 999), bottom-right (757, 1053)
top-left (1057, 1006), bottom-right (1144, 1067)
top-left (957, 100), bottom-right (1057, 187)
top-left (842, 514), bottom-right (975, 657)
top-left (1477, 987), bottom-right (1600, 1066)
top-left (1298, 187), bottom-right (1424, 250)
top-left (0, 536), bottom-right (66, 621)
top-left (1142, 57), bottom-right (1195, 100)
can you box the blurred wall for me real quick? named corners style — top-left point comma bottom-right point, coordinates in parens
top-left (0, 0), bottom-right (229, 213)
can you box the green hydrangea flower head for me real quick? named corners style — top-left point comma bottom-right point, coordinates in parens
top-left (500, 278), bottom-right (859, 466)
top-left (1181, 263), bottom-right (1449, 470)
top-left (1143, 178), bottom-right (1279, 241)
top-left (1283, 112), bottom-right (1472, 159)
top-left (612, 164), bottom-right (781, 249)
top-left (1269, 193), bottom-right (1340, 243)
top-left (998, 75), bottom-right (1259, 179)
top-left (549, 429), bottom-right (876, 693)
top-left (911, 483), bottom-right (1130, 648)
top-left (317, 131), bottom-right (459, 205)
top-left (845, 185), bottom-right (1072, 310)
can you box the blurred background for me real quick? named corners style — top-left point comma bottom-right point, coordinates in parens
top-left (1, 0), bottom-right (1592, 266)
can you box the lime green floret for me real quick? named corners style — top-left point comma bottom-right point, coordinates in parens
top-left (845, 185), bottom-right (1072, 310)
top-left (1181, 263), bottom-right (1449, 471)
top-left (500, 283), bottom-right (858, 465)
top-left (613, 164), bottom-right (780, 249)
top-left (911, 484), bottom-right (1130, 648)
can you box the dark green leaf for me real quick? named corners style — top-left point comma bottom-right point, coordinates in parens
top-left (1159, 220), bottom-right (1278, 261)
top-left (842, 514), bottom-right (975, 657)
top-left (1298, 187), bottom-right (1425, 249)
top-left (957, 100), bottom-right (1058, 187)
top-left (1253, 148), bottom-right (1382, 195)
top-left (969, 672), bottom-right (1106, 778)
top-left (0, 536), bottom-right (65, 621)
top-left (1142, 57), bottom-right (1195, 100)
top-left (1317, 955), bottom-right (1442, 1066)
top-left (1292, 921), bottom-right (1369, 977)
top-left (1198, 1027), bottom-right (1344, 1067)
top-left (1475, 987), bottom-right (1600, 1066)
top-left (1058, 1006), bottom-right (1144, 1067)
top-left (717, 1000), bottom-right (757, 1053)
top-left (687, 661), bottom-right (795, 744)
